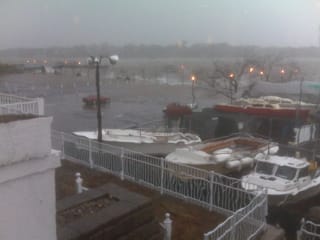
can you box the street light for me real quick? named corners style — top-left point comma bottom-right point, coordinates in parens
top-left (259, 70), bottom-right (264, 80)
top-left (295, 76), bottom-right (304, 144)
top-left (280, 68), bottom-right (285, 81)
top-left (190, 74), bottom-right (196, 108)
top-left (87, 55), bottom-right (119, 142)
top-left (228, 73), bottom-right (235, 103)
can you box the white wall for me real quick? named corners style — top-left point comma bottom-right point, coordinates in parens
top-left (0, 117), bottom-right (52, 167)
top-left (0, 155), bottom-right (60, 240)
top-left (0, 115), bottom-right (60, 240)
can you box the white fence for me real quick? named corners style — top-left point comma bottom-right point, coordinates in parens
top-left (0, 93), bottom-right (44, 115)
top-left (51, 130), bottom-right (268, 240)
top-left (203, 191), bottom-right (267, 240)
top-left (298, 220), bottom-right (320, 240)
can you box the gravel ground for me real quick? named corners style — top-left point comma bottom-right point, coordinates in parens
top-left (57, 194), bottom-right (117, 225)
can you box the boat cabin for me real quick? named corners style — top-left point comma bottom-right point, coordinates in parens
top-left (242, 154), bottom-right (320, 206)
top-left (244, 156), bottom-right (315, 192)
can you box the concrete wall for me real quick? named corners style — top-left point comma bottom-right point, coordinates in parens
top-left (0, 117), bottom-right (52, 166)
top-left (0, 155), bottom-right (59, 240)
top-left (0, 116), bottom-right (60, 240)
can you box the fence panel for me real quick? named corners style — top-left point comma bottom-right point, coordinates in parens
top-left (204, 190), bottom-right (267, 240)
top-left (123, 149), bottom-right (162, 187)
top-left (91, 141), bottom-right (122, 173)
top-left (0, 93), bottom-right (31, 104)
top-left (299, 221), bottom-right (320, 240)
top-left (162, 161), bottom-right (211, 207)
top-left (63, 134), bottom-right (90, 164)
top-left (0, 93), bottom-right (43, 115)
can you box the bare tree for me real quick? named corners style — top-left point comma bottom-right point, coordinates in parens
top-left (254, 55), bottom-right (282, 82)
top-left (205, 59), bottom-right (258, 101)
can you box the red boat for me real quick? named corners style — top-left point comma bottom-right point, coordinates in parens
top-left (214, 102), bottom-right (311, 121)
top-left (163, 103), bottom-right (192, 118)
top-left (82, 95), bottom-right (110, 106)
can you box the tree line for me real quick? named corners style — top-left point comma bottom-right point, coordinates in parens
top-left (1, 43), bottom-right (320, 59)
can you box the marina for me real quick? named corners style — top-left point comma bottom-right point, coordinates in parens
top-left (2, 1), bottom-right (320, 239)
top-left (0, 59), bottom-right (318, 240)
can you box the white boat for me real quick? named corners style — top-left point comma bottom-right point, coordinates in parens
top-left (73, 128), bottom-right (201, 154)
top-left (165, 134), bottom-right (278, 174)
top-left (242, 155), bottom-right (320, 206)
top-left (74, 128), bottom-right (201, 144)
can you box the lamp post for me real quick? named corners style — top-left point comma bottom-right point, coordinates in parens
top-left (87, 55), bottom-right (119, 142)
top-left (259, 70), bottom-right (264, 81)
top-left (280, 68), bottom-right (285, 81)
top-left (228, 73), bottom-right (235, 103)
top-left (295, 76), bottom-right (304, 144)
top-left (190, 74), bottom-right (196, 107)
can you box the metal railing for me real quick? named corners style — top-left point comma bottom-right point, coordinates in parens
top-left (0, 93), bottom-right (44, 115)
top-left (204, 189), bottom-right (267, 240)
top-left (298, 220), bottom-right (320, 240)
top-left (0, 93), bottom-right (32, 104)
top-left (51, 130), bottom-right (268, 240)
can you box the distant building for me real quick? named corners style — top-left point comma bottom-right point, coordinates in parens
top-left (23, 64), bottom-right (45, 73)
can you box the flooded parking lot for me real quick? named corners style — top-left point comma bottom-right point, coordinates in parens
top-left (0, 71), bottom-right (222, 132)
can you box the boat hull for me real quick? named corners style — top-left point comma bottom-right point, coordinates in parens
top-left (163, 103), bottom-right (192, 118)
top-left (268, 184), bottom-right (320, 206)
top-left (214, 104), bottom-right (310, 120)
top-left (73, 129), bottom-right (201, 155)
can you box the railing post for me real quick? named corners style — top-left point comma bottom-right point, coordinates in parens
top-left (263, 195), bottom-right (268, 231)
top-left (209, 171), bottom-right (214, 211)
top-left (297, 218), bottom-right (305, 240)
top-left (230, 215), bottom-right (236, 240)
top-left (88, 139), bottom-right (93, 168)
top-left (17, 103), bottom-right (22, 114)
top-left (160, 158), bottom-right (164, 195)
top-left (120, 147), bottom-right (125, 180)
top-left (75, 172), bottom-right (83, 194)
top-left (163, 213), bottom-right (172, 240)
top-left (36, 97), bottom-right (45, 115)
top-left (203, 234), bottom-right (209, 240)
top-left (262, 189), bottom-right (268, 217)
top-left (61, 132), bottom-right (65, 159)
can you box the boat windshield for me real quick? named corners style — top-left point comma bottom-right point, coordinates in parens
top-left (275, 166), bottom-right (297, 180)
top-left (256, 161), bottom-right (275, 175)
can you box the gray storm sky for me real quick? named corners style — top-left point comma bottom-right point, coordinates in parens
top-left (1, 0), bottom-right (320, 49)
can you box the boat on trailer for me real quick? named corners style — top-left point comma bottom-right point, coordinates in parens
top-left (241, 154), bottom-right (320, 206)
top-left (165, 134), bottom-right (278, 174)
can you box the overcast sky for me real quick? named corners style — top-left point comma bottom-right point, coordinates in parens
top-left (1, 0), bottom-right (320, 49)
